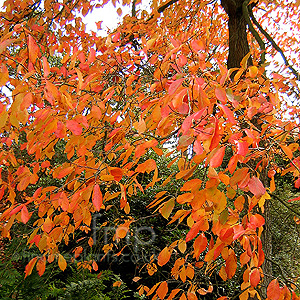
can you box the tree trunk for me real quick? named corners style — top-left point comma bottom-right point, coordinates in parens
top-left (220, 0), bottom-right (252, 69)
top-left (220, 1), bottom-right (272, 298)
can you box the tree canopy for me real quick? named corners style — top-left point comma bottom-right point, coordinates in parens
top-left (0, 0), bottom-right (300, 299)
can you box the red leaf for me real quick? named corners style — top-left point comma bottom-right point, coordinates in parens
top-left (294, 178), bottom-right (300, 189)
top-left (110, 167), bottom-right (123, 181)
top-left (249, 214), bottom-right (265, 229)
top-left (66, 120), bottom-right (82, 136)
top-left (237, 141), bottom-right (248, 157)
top-left (218, 104), bottom-right (237, 124)
top-left (177, 55), bottom-right (187, 67)
top-left (21, 206), bottom-right (30, 224)
top-left (288, 194), bottom-right (300, 202)
top-left (267, 279), bottom-right (281, 300)
top-left (92, 184), bottom-right (103, 211)
top-left (55, 121), bottom-right (66, 138)
top-left (250, 269), bottom-right (260, 287)
top-left (215, 86), bottom-right (227, 104)
top-left (191, 39), bottom-right (205, 52)
top-left (210, 147), bottom-right (225, 168)
top-left (186, 218), bottom-right (209, 242)
top-left (248, 176), bottom-right (266, 197)
top-left (112, 32), bottom-right (120, 42)
top-left (168, 78), bottom-right (185, 95)
top-left (10, 204), bottom-right (23, 216)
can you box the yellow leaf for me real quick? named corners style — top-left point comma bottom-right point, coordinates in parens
top-left (58, 254), bottom-right (67, 271)
top-left (178, 239), bottom-right (187, 254)
top-left (240, 52), bottom-right (251, 69)
top-left (249, 66), bottom-right (258, 78)
top-left (159, 199), bottom-right (175, 219)
top-left (0, 110), bottom-right (8, 129)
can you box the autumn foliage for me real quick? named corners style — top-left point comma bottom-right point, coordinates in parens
top-left (0, 0), bottom-right (300, 299)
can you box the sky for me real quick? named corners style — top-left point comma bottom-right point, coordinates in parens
top-left (0, 0), bottom-right (146, 35)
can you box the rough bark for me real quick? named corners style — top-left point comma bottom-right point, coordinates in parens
top-left (220, 0), bottom-right (252, 69)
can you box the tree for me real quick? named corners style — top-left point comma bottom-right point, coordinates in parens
top-left (0, 0), bottom-right (300, 299)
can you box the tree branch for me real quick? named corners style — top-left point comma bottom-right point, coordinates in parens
top-left (131, 0), bottom-right (137, 17)
top-left (249, 6), bottom-right (300, 80)
top-left (147, 0), bottom-right (180, 22)
top-left (242, 0), bottom-right (265, 65)
top-left (271, 193), bottom-right (300, 217)
top-left (157, 0), bottom-right (180, 13)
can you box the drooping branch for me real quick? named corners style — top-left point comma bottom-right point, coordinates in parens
top-left (249, 6), bottom-right (300, 80)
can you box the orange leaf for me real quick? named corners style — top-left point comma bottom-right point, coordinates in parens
top-left (186, 218), bottom-right (209, 242)
top-left (136, 159), bottom-right (156, 173)
top-left (248, 66), bottom-right (258, 78)
top-left (58, 254), bottom-right (67, 271)
top-left (193, 233), bottom-right (207, 259)
top-left (43, 217), bottom-right (53, 233)
top-left (177, 193), bottom-right (194, 204)
top-left (36, 257), bottom-right (46, 276)
top-left (225, 252), bottom-right (237, 279)
top-left (158, 247), bottom-right (172, 266)
top-left (28, 35), bottom-right (40, 62)
top-left (25, 257), bottom-right (38, 278)
top-left (92, 261), bottom-right (98, 271)
top-left (74, 246), bottom-right (83, 258)
top-left (167, 289), bottom-right (181, 299)
top-left (157, 281), bottom-right (168, 299)
top-left (92, 184), bottom-right (103, 211)
top-left (187, 292), bottom-right (197, 300)
top-left (43, 57), bottom-right (50, 77)
top-left (280, 144), bottom-right (293, 159)
top-left (168, 78), bottom-right (185, 95)
top-left (117, 7), bottom-right (122, 16)
top-left (55, 166), bottom-right (73, 179)
top-left (267, 279), bottom-right (281, 300)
